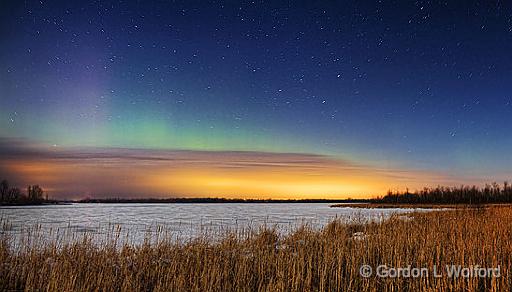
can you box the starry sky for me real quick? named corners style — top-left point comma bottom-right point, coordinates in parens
top-left (1, 1), bottom-right (512, 199)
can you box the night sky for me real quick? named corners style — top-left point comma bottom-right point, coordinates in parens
top-left (1, 1), bottom-right (512, 199)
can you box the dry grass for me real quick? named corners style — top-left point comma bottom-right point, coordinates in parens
top-left (1, 206), bottom-right (512, 291)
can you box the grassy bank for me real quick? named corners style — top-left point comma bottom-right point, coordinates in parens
top-left (2, 207), bottom-right (511, 291)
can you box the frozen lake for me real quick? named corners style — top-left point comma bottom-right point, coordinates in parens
top-left (1, 203), bottom-right (422, 245)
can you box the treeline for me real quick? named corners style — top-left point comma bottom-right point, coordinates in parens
top-left (77, 197), bottom-right (362, 204)
top-left (0, 179), bottom-right (51, 205)
top-left (380, 182), bottom-right (512, 204)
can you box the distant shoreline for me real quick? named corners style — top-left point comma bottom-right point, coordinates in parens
top-left (73, 198), bottom-right (369, 204)
top-left (5, 199), bottom-right (512, 208)
top-left (0, 200), bottom-right (67, 207)
top-left (6, 199), bottom-right (512, 208)
top-left (1, 198), bottom-right (371, 206)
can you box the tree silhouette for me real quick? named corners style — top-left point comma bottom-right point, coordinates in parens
top-left (0, 179), bottom-right (8, 202)
top-left (381, 182), bottom-right (512, 204)
top-left (8, 187), bottom-right (22, 201)
top-left (27, 185), bottom-right (44, 201)
top-left (0, 179), bottom-right (50, 205)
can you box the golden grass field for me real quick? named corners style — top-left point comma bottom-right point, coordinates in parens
top-left (1, 206), bottom-right (511, 291)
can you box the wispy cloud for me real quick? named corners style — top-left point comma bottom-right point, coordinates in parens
top-left (0, 138), bottom-right (475, 199)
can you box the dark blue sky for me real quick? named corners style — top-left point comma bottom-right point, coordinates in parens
top-left (1, 0), bottom-right (512, 183)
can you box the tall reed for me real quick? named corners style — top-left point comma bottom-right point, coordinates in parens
top-left (2, 207), bottom-right (511, 291)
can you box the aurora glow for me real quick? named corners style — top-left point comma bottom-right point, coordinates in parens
top-left (1, 1), bottom-right (511, 199)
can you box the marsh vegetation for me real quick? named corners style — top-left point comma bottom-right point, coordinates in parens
top-left (1, 206), bottom-right (510, 291)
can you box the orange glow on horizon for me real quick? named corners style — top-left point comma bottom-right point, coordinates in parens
top-left (1, 147), bottom-right (464, 200)
top-left (148, 168), bottom-right (391, 199)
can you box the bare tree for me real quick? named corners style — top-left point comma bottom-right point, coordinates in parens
top-left (27, 185), bottom-right (44, 201)
top-left (8, 187), bottom-right (22, 202)
top-left (0, 180), bottom-right (8, 202)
